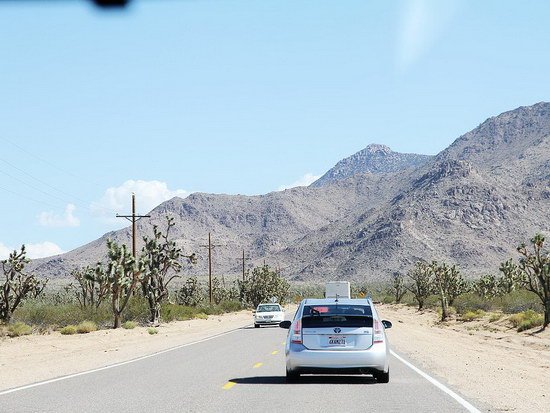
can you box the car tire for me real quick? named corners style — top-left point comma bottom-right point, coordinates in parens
top-left (286, 369), bottom-right (300, 382)
top-left (254, 323), bottom-right (260, 328)
top-left (375, 370), bottom-right (389, 383)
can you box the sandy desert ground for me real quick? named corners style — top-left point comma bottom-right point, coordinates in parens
top-left (1, 305), bottom-right (549, 412)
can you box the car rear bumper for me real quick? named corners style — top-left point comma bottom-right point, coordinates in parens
top-left (286, 342), bottom-right (389, 373)
top-left (255, 319), bottom-right (284, 325)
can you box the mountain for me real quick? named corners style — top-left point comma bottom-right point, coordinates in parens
top-left (311, 144), bottom-right (432, 187)
top-left (30, 103), bottom-right (550, 281)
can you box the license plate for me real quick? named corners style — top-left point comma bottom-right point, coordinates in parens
top-left (328, 336), bottom-right (346, 346)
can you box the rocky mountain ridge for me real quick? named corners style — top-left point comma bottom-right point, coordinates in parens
top-left (30, 103), bottom-right (550, 281)
top-left (311, 143), bottom-right (432, 187)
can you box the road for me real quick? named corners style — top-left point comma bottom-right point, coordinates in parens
top-left (0, 320), bottom-right (484, 412)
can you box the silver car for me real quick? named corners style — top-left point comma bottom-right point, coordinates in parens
top-left (279, 297), bottom-right (392, 382)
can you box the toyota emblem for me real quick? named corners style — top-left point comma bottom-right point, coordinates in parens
top-left (334, 328), bottom-right (341, 333)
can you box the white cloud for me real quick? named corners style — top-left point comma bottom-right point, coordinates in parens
top-left (0, 242), bottom-right (65, 260)
top-left (38, 203), bottom-right (80, 228)
top-left (278, 173), bottom-right (321, 191)
top-left (397, 0), bottom-right (459, 71)
top-left (91, 180), bottom-right (189, 224)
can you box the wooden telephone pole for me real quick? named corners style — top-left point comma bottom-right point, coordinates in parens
top-left (239, 249), bottom-right (252, 282)
top-left (200, 233), bottom-right (223, 304)
top-left (116, 193), bottom-right (150, 258)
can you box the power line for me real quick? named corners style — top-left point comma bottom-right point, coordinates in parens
top-left (0, 157), bottom-right (113, 215)
top-left (0, 183), bottom-right (66, 210)
top-left (0, 137), bottom-right (105, 190)
top-left (0, 158), bottom-right (94, 207)
top-left (0, 167), bottom-right (74, 206)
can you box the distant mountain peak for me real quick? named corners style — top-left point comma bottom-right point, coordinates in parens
top-left (311, 143), bottom-right (432, 187)
top-left (364, 143), bottom-right (392, 154)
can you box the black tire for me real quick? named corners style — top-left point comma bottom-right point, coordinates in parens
top-left (286, 369), bottom-right (300, 382)
top-left (254, 323), bottom-right (260, 328)
top-left (375, 370), bottom-right (390, 383)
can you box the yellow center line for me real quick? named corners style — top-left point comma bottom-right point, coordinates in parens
top-left (282, 341), bottom-right (285, 345)
top-left (253, 362), bottom-right (263, 368)
top-left (223, 381), bottom-right (236, 390)
top-left (271, 350), bottom-right (279, 355)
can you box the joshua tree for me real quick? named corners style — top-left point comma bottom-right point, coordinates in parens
top-left (473, 274), bottom-right (500, 299)
top-left (69, 264), bottom-right (110, 309)
top-left (1, 245), bottom-right (47, 323)
top-left (389, 272), bottom-right (407, 303)
top-left (238, 265), bottom-right (290, 307)
top-left (430, 262), bottom-right (466, 321)
top-left (498, 258), bottom-right (522, 295)
top-left (406, 261), bottom-right (433, 311)
top-left (515, 234), bottom-right (549, 330)
top-left (140, 216), bottom-right (196, 325)
top-left (104, 240), bottom-right (142, 329)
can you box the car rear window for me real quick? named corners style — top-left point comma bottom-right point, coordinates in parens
top-left (257, 305), bottom-right (281, 312)
top-left (301, 305), bottom-right (373, 328)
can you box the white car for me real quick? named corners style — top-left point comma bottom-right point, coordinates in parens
top-left (254, 303), bottom-right (285, 328)
top-left (280, 297), bottom-right (392, 382)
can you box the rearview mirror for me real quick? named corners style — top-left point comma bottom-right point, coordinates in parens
top-left (279, 320), bottom-right (292, 329)
top-left (382, 320), bottom-right (392, 329)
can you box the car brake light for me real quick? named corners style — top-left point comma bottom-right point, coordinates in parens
top-left (291, 319), bottom-right (302, 344)
top-left (373, 319), bottom-right (384, 344)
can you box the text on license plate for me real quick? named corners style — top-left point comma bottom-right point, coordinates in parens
top-left (328, 336), bottom-right (346, 346)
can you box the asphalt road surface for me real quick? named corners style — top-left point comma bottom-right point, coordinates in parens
top-left (0, 320), bottom-right (484, 413)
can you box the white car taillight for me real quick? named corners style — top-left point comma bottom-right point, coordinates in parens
top-left (373, 319), bottom-right (384, 344)
top-left (291, 319), bottom-right (302, 344)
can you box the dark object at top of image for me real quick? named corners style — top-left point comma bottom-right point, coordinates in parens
top-left (93, 0), bottom-right (131, 7)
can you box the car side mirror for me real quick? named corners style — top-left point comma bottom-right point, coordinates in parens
top-left (279, 320), bottom-right (292, 329)
top-left (382, 320), bottom-right (392, 329)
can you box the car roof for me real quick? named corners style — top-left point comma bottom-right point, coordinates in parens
top-left (302, 298), bottom-right (372, 306)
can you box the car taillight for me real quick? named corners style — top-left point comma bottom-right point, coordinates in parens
top-left (291, 319), bottom-right (302, 344)
top-left (373, 319), bottom-right (384, 344)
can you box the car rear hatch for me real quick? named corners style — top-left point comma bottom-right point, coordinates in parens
top-left (300, 305), bottom-right (374, 350)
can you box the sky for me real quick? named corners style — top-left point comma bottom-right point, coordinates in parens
top-left (1, 0), bottom-right (549, 259)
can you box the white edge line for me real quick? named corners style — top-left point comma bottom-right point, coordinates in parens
top-left (0, 324), bottom-right (252, 396)
top-left (390, 350), bottom-right (482, 413)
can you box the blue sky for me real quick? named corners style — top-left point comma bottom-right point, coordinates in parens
top-left (1, 0), bottom-right (549, 258)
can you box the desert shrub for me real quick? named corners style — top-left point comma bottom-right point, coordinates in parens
top-left (160, 303), bottom-right (196, 322)
top-left (217, 300), bottom-right (243, 313)
top-left (195, 312), bottom-right (208, 320)
top-left (76, 321), bottom-right (97, 334)
top-left (488, 313), bottom-right (502, 322)
top-left (7, 322), bottom-right (32, 337)
top-left (147, 327), bottom-right (158, 335)
top-left (453, 293), bottom-right (494, 314)
top-left (436, 306), bottom-right (456, 319)
top-left (12, 299), bottom-right (112, 328)
top-left (123, 296), bottom-right (150, 324)
top-left (496, 290), bottom-right (543, 314)
top-left (290, 284), bottom-right (324, 301)
top-left (509, 310), bottom-right (543, 332)
top-left (60, 325), bottom-right (77, 335)
top-left (460, 310), bottom-right (486, 322)
top-left (122, 321), bottom-right (137, 329)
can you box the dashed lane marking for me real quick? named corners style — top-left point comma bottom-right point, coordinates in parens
top-left (271, 351), bottom-right (279, 355)
top-left (222, 382), bottom-right (236, 390)
top-left (253, 362), bottom-right (263, 368)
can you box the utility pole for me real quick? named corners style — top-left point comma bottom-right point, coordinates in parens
top-left (116, 193), bottom-right (150, 259)
top-left (239, 249), bottom-right (252, 282)
top-left (200, 232), bottom-right (224, 304)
